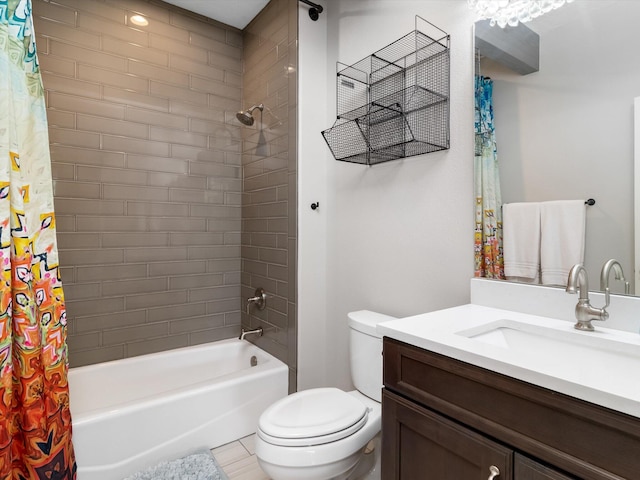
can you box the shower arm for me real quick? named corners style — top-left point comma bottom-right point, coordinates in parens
top-left (247, 104), bottom-right (264, 114)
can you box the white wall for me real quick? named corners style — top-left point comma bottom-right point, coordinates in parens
top-left (483, 0), bottom-right (640, 292)
top-left (299, 1), bottom-right (477, 390)
top-left (298, 1), bottom-right (329, 390)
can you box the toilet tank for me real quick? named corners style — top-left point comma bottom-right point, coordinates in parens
top-left (348, 310), bottom-right (397, 403)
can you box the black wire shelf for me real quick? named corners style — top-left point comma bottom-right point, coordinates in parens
top-left (322, 16), bottom-right (450, 166)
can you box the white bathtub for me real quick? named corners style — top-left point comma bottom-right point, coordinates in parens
top-left (68, 338), bottom-right (288, 480)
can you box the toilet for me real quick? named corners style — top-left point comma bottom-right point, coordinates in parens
top-left (255, 310), bottom-right (395, 480)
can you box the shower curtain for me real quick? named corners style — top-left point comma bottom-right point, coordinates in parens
top-left (474, 75), bottom-right (504, 279)
top-left (0, 1), bottom-right (76, 478)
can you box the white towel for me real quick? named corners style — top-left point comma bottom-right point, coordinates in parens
top-left (540, 200), bottom-right (586, 286)
top-left (502, 202), bottom-right (541, 283)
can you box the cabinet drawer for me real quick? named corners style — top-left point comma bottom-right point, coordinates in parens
top-left (382, 389), bottom-right (513, 480)
top-left (383, 337), bottom-right (639, 480)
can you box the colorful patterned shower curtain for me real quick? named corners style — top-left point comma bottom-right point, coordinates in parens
top-left (474, 75), bottom-right (505, 279)
top-left (0, 1), bottom-right (76, 478)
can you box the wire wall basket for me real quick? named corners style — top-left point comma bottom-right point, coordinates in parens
top-left (322, 16), bottom-right (450, 166)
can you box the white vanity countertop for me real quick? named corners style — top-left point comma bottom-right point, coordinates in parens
top-left (377, 304), bottom-right (640, 418)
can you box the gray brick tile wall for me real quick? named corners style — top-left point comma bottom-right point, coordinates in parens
top-left (34, 0), bottom-right (297, 381)
top-left (34, 0), bottom-right (246, 367)
top-left (241, 0), bottom-right (297, 392)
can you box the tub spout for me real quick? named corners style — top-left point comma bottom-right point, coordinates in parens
top-left (239, 326), bottom-right (263, 340)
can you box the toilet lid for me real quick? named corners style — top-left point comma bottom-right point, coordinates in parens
top-left (258, 388), bottom-right (369, 447)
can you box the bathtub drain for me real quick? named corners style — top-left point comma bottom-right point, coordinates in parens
top-left (250, 355), bottom-right (258, 367)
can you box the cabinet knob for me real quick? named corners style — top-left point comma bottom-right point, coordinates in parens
top-left (488, 465), bottom-right (500, 480)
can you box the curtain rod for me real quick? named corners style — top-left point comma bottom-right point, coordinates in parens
top-left (298, 0), bottom-right (323, 21)
top-left (502, 199), bottom-right (596, 207)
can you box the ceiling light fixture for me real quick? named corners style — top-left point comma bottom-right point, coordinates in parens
top-left (130, 14), bottom-right (149, 27)
top-left (468, 0), bottom-right (574, 28)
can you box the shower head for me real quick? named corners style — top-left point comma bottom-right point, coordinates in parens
top-left (236, 104), bottom-right (264, 126)
top-left (236, 111), bottom-right (254, 126)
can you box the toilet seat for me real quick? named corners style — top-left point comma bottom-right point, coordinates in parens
top-left (258, 388), bottom-right (369, 447)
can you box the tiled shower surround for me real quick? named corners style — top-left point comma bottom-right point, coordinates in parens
top-left (33, 0), bottom-right (297, 373)
top-left (240, 0), bottom-right (298, 390)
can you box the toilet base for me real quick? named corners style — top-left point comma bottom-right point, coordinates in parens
top-left (349, 434), bottom-right (381, 480)
top-left (257, 448), bottom-right (363, 480)
top-left (257, 433), bottom-right (381, 480)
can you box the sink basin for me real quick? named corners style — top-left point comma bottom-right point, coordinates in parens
top-left (456, 319), bottom-right (640, 392)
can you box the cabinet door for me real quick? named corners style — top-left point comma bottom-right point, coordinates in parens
top-left (515, 454), bottom-right (575, 480)
top-left (382, 390), bottom-right (513, 480)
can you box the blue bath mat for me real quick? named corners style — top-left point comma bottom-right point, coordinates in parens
top-left (123, 450), bottom-right (229, 480)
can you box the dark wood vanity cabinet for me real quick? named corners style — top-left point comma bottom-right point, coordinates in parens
top-left (383, 390), bottom-right (514, 479)
top-left (381, 337), bottom-right (640, 480)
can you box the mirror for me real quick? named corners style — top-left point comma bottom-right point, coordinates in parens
top-left (475, 0), bottom-right (640, 295)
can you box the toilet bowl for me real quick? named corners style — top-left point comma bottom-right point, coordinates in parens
top-left (256, 389), bottom-right (381, 480)
top-left (255, 310), bottom-right (395, 480)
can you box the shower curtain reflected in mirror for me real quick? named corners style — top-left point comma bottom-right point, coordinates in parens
top-left (474, 75), bottom-right (505, 279)
top-left (0, 1), bottom-right (76, 478)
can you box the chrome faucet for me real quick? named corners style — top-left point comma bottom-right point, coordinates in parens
top-left (246, 288), bottom-right (267, 314)
top-left (600, 259), bottom-right (630, 296)
top-left (239, 326), bottom-right (263, 340)
top-left (566, 264), bottom-right (609, 331)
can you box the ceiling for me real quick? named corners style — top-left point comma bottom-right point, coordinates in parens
top-left (161, 0), bottom-right (271, 29)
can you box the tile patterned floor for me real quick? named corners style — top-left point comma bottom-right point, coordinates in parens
top-left (212, 434), bottom-right (270, 480)
top-left (212, 433), bottom-right (380, 480)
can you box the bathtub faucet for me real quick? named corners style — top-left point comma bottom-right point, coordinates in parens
top-left (246, 287), bottom-right (267, 314)
top-left (239, 326), bottom-right (264, 340)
